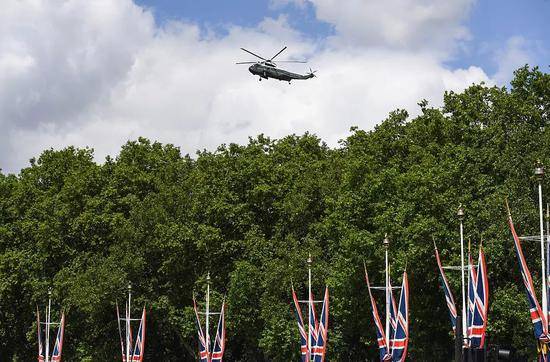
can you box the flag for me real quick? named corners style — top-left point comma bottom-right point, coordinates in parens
top-left (116, 303), bottom-right (127, 362)
top-left (51, 312), bottom-right (65, 362)
top-left (211, 301), bottom-right (226, 362)
top-left (292, 287), bottom-right (309, 362)
top-left (309, 290), bottom-right (319, 350)
top-left (466, 250), bottom-right (477, 344)
top-left (468, 246), bottom-right (489, 348)
top-left (312, 287), bottom-right (329, 362)
top-left (194, 297), bottom-right (210, 362)
top-left (508, 207), bottom-right (550, 342)
top-left (434, 241), bottom-right (457, 332)
top-left (391, 271), bottom-right (409, 362)
top-left (131, 308), bottom-right (146, 362)
top-left (365, 267), bottom-right (391, 361)
top-left (388, 277), bottom-right (398, 352)
top-left (37, 308), bottom-right (44, 362)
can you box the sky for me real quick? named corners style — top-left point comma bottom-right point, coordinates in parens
top-left (0, 0), bottom-right (548, 174)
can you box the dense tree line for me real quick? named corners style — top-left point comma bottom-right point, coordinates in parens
top-left (0, 66), bottom-right (549, 361)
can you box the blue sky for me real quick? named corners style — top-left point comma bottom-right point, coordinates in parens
top-left (135, 0), bottom-right (333, 37)
top-left (136, 0), bottom-right (549, 76)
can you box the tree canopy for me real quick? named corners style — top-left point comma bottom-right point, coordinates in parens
top-left (0, 66), bottom-right (549, 361)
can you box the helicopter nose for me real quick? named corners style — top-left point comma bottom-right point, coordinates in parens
top-left (248, 65), bottom-right (254, 73)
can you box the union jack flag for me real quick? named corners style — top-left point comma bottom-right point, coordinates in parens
top-left (388, 277), bottom-right (398, 352)
top-left (467, 246), bottom-right (488, 349)
top-left (391, 271), bottom-right (409, 362)
top-left (309, 290), bottom-right (319, 350)
top-left (131, 308), bottom-right (146, 362)
top-left (292, 287), bottom-right (309, 362)
top-left (51, 312), bottom-right (65, 362)
top-left (508, 207), bottom-right (550, 358)
top-left (365, 266), bottom-right (409, 362)
top-left (365, 267), bottom-right (391, 361)
top-left (466, 249), bottom-right (476, 343)
top-left (211, 301), bottom-right (226, 362)
top-left (193, 297), bottom-right (210, 362)
top-left (312, 287), bottom-right (329, 362)
top-left (117, 303), bottom-right (126, 362)
top-left (37, 308), bottom-right (44, 362)
top-left (434, 241), bottom-right (457, 332)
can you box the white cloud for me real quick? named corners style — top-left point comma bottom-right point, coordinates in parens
top-left (493, 36), bottom-right (534, 84)
top-left (276, 0), bottom-right (474, 55)
top-left (0, 0), bottom-right (490, 173)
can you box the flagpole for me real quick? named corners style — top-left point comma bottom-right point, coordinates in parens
top-left (384, 234), bottom-right (390, 349)
top-left (546, 203), bottom-right (549, 308)
top-left (308, 253), bottom-right (312, 361)
top-left (127, 283), bottom-right (132, 362)
top-left (45, 288), bottom-right (51, 362)
top-left (535, 162), bottom-right (547, 326)
top-left (206, 273), bottom-right (211, 356)
top-left (458, 204), bottom-right (467, 345)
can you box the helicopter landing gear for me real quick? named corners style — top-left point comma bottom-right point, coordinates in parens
top-left (288, 81), bottom-right (291, 84)
top-left (259, 77), bottom-right (262, 81)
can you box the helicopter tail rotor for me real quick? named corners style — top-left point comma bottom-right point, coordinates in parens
top-left (307, 67), bottom-right (318, 78)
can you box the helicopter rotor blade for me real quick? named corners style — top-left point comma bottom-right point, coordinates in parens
top-left (236, 61), bottom-right (259, 64)
top-left (273, 60), bottom-right (307, 63)
top-left (240, 48), bottom-right (266, 61)
top-left (270, 46), bottom-right (287, 61)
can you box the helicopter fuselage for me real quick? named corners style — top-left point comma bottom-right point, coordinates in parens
top-left (248, 63), bottom-right (313, 82)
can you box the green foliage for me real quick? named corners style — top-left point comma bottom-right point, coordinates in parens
top-left (0, 66), bottom-right (549, 360)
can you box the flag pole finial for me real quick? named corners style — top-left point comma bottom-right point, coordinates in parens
top-left (383, 233), bottom-right (390, 248)
top-left (307, 253), bottom-right (312, 266)
top-left (457, 204), bottom-right (465, 220)
top-left (535, 159), bottom-right (544, 180)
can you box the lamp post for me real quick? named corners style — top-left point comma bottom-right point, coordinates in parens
top-left (383, 234), bottom-right (390, 349)
top-left (535, 161), bottom-right (547, 325)
top-left (457, 204), bottom-right (467, 345)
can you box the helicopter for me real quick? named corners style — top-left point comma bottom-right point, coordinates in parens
top-left (237, 46), bottom-right (316, 83)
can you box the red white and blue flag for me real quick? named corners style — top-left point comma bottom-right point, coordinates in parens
top-left (365, 266), bottom-right (409, 362)
top-left (434, 242), bottom-right (457, 333)
top-left (37, 308), bottom-right (44, 362)
top-left (131, 308), bottom-right (146, 362)
top-left (312, 287), bottom-right (329, 362)
top-left (508, 208), bottom-right (549, 340)
top-left (309, 290), bottom-right (319, 350)
top-left (388, 277), bottom-right (398, 352)
top-left (467, 246), bottom-right (488, 348)
top-left (116, 303), bottom-right (126, 362)
top-left (292, 285), bottom-right (330, 361)
top-left (508, 206), bottom-right (550, 361)
top-left (37, 308), bottom-right (65, 362)
top-left (211, 301), bottom-right (226, 362)
top-left (193, 297), bottom-right (210, 362)
top-left (365, 267), bottom-right (391, 361)
top-left (51, 312), bottom-right (65, 362)
top-left (292, 287), bottom-right (309, 362)
top-left (466, 249), bottom-right (476, 342)
top-left (391, 271), bottom-right (409, 362)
